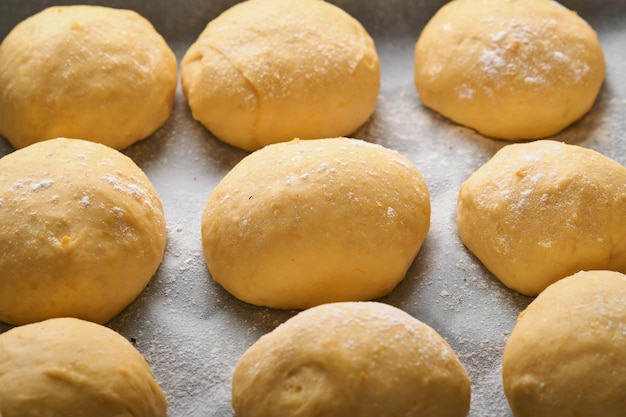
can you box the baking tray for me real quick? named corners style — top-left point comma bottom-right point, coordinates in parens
top-left (1, 1), bottom-right (625, 416)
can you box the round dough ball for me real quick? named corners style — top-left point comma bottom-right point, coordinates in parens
top-left (201, 138), bottom-right (430, 309)
top-left (502, 270), bottom-right (626, 417)
top-left (233, 302), bottom-right (471, 417)
top-left (0, 5), bottom-right (177, 150)
top-left (181, 0), bottom-right (380, 151)
top-left (0, 138), bottom-right (166, 325)
top-left (414, 0), bottom-right (605, 140)
top-left (0, 317), bottom-right (167, 416)
top-left (456, 140), bottom-right (626, 296)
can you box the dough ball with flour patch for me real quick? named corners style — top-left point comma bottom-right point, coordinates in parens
top-left (0, 138), bottom-right (166, 325)
top-left (414, 0), bottom-right (605, 140)
top-left (456, 140), bottom-right (626, 296)
top-left (232, 302), bottom-right (471, 417)
top-left (181, 0), bottom-right (380, 151)
top-left (201, 138), bottom-right (430, 309)
top-left (503, 270), bottom-right (626, 417)
top-left (0, 5), bottom-right (177, 150)
top-left (0, 317), bottom-right (167, 416)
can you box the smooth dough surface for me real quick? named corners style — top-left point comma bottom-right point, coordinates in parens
top-left (503, 270), bottom-right (626, 417)
top-left (457, 140), bottom-right (626, 295)
top-left (201, 138), bottom-right (430, 309)
top-left (0, 138), bottom-right (166, 325)
top-left (0, 317), bottom-right (167, 417)
top-left (414, 0), bottom-right (605, 140)
top-left (181, 0), bottom-right (380, 151)
top-left (456, 140), bottom-right (626, 296)
top-left (233, 302), bottom-right (471, 417)
top-left (0, 5), bottom-right (177, 150)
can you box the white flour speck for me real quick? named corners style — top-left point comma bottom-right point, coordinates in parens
top-left (102, 175), bottom-right (118, 185)
top-left (458, 84), bottom-right (475, 100)
top-left (31, 179), bottom-right (54, 191)
top-left (492, 30), bottom-right (506, 42)
top-left (480, 50), bottom-right (506, 76)
top-left (525, 76), bottom-right (546, 84)
top-left (78, 195), bottom-right (90, 207)
top-left (112, 206), bottom-right (124, 217)
top-left (552, 51), bottom-right (570, 63)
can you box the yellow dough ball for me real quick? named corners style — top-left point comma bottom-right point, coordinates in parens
top-left (201, 138), bottom-right (430, 309)
top-left (0, 5), bottom-right (177, 150)
top-left (181, 0), bottom-right (380, 151)
top-left (414, 0), bottom-right (605, 140)
top-left (0, 317), bottom-right (167, 416)
top-left (503, 270), bottom-right (626, 417)
top-left (233, 302), bottom-right (471, 417)
top-left (0, 138), bottom-right (166, 325)
top-left (456, 140), bottom-right (626, 296)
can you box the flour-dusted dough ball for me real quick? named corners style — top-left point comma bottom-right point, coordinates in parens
top-left (456, 140), bottom-right (626, 296)
top-left (181, 0), bottom-right (380, 151)
top-left (202, 138), bottom-right (430, 309)
top-left (503, 270), bottom-right (626, 417)
top-left (0, 138), bottom-right (166, 325)
top-left (233, 302), bottom-right (470, 417)
top-left (0, 5), bottom-right (177, 150)
top-left (0, 317), bottom-right (167, 416)
top-left (414, 0), bottom-right (605, 140)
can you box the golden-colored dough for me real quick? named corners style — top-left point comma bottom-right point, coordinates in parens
top-left (414, 0), bottom-right (605, 140)
top-left (181, 0), bottom-right (380, 151)
top-left (503, 270), bottom-right (626, 417)
top-left (0, 5), bottom-right (177, 150)
top-left (0, 138), bottom-right (166, 325)
top-left (456, 140), bottom-right (626, 296)
top-left (201, 138), bottom-right (430, 309)
top-left (0, 317), bottom-right (167, 416)
top-left (233, 302), bottom-right (471, 417)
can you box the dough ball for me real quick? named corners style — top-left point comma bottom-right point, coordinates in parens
top-left (456, 140), bottom-right (626, 296)
top-left (502, 270), bottom-right (626, 417)
top-left (181, 0), bottom-right (380, 151)
top-left (202, 138), bottom-right (430, 309)
top-left (0, 138), bottom-right (166, 325)
top-left (414, 0), bottom-right (605, 140)
top-left (233, 302), bottom-right (471, 417)
top-left (0, 317), bottom-right (167, 416)
top-left (0, 5), bottom-right (177, 150)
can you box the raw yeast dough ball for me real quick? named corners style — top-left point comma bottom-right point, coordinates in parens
top-left (414, 0), bottom-right (605, 140)
top-left (456, 140), bottom-right (626, 296)
top-left (181, 0), bottom-right (380, 151)
top-left (201, 138), bottom-right (430, 309)
top-left (0, 138), bottom-right (166, 325)
top-left (0, 5), bottom-right (177, 150)
top-left (503, 270), bottom-right (626, 417)
top-left (0, 317), bottom-right (167, 416)
top-left (232, 302), bottom-right (471, 417)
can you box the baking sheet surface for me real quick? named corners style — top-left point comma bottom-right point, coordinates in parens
top-left (1, 1), bottom-right (625, 416)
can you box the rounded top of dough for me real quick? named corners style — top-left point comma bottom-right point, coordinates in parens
top-left (233, 301), bottom-right (471, 417)
top-left (0, 5), bottom-right (177, 150)
top-left (503, 270), bottom-right (626, 417)
top-left (201, 138), bottom-right (430, 309)
top-left (414, 0), bottom-right (605, 140)
top-left (456, 140), bottom-right (626, 296)
top-left (181, 0), bottom-right (380, 151)
top-left (0, 138), bottom-right (166, 325)
top-left (0, 317), bottom-right (167, 416)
